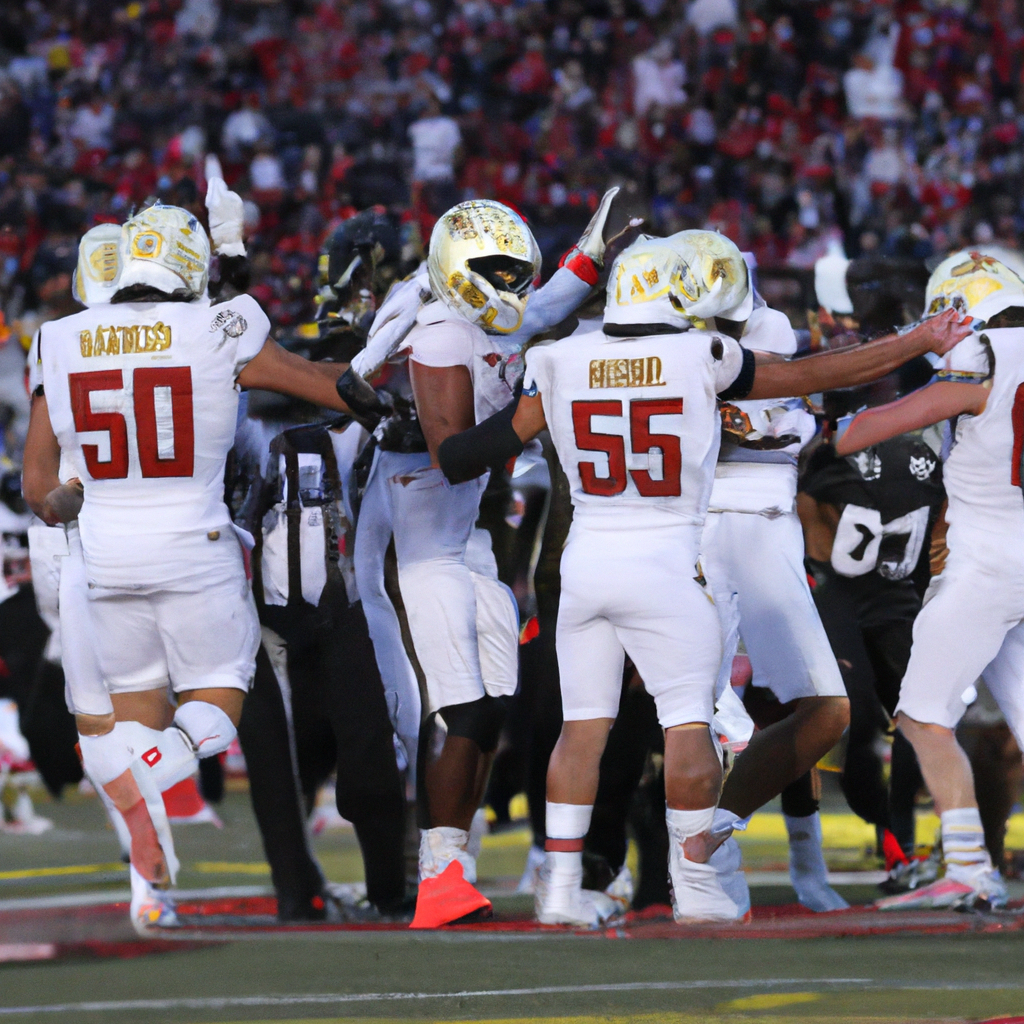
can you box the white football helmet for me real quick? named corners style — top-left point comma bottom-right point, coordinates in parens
top-left (117, 202), bottom-right (210, 299)
top-left (924, 249), bottom-right (1024, 323)
top-left (427, 200), bottom-right (541, 334)
top-left (73, 223), bottom-right (122, 307)
top-left (604, 235), bottom-right (695, 331)
top-left (661, 229), bottom-right (754, 322)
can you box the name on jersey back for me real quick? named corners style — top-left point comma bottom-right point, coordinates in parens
top-left (589, 356), bottom-right (665, 389)
top-left (78, 322), bottom-right (172, 358)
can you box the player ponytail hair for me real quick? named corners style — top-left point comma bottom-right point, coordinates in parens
top-left (111, 283), bottom-right (196, 303)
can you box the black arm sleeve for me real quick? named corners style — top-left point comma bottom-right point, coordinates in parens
top-left (717, 346), bottom-right (756, 402)
top-left (438, 397), bottom-right (524, 485)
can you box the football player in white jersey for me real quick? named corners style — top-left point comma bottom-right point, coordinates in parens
top-left (837, 251), bottom-right (1024, 910)
top-left (338, 194), bottom-right (620, 928)
top-left (665, 231), bottom-right (849, 913)
top-left (440, 236), bottom-right (970, 925)
top-left (21, 200), bottom-right (352, 922)
top-left (25, 223), bottom-right (183, 928)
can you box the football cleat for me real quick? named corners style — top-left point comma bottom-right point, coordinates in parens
top-left (515, 843), bottom-right (546, 895)
top-left (409, 861), bottom-right (491, 929)
top-left (876, 868), bottom-right (1008, 911)
top-left (535, 866), bottom-right (620, 928)
top-left (129, 866), bottom-right (179, 936)
top-left (605, 864), bottom-right (634, 913)
top-left (879, 853), bottom-right (940, 895)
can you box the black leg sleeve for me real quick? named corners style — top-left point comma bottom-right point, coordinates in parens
top-left (237, 642), bottom-right (326, 915)
top-left (780, 771), bottom-right (819, 818)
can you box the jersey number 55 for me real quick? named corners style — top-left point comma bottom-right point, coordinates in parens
top-left (572, 398), bottom-right (683, 497)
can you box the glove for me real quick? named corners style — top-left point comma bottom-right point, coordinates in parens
top-left (350, 271), bottom-right (430, 378)
top-left (558, 186), bottom-right (620, 284)
top-left (336, 367), bottom-right (393, 432)
top-left (206, 177), bottom-right (246, 257)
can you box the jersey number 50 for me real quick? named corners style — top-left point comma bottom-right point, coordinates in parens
top-left (572, 398), bottom-right (682, 497)
top-left (69, 367), bottom-right (195, 479)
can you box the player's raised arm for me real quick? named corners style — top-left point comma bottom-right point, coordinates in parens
top-left (237, 338), bottom-right (350, 413)
top-left (745, 309), bottom-right (973, 400)
top-left (438, 391), bottom-right (546, 484)
top-left (835, 381), bottom-right (987, 455)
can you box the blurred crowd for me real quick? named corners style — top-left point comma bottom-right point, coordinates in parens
top-left (1, 0), bottom-right (1023, 378)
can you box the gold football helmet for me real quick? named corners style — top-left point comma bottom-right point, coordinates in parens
top-left (604, 235), bottom-right (695, 330)
top-left (72, 223), bottom-right (122, 307)
top-left (427, 200), bottom-right (541, 334)
top-left (924, 249), bottom-right (1024, 323)
top-left (660, 229), bottom-right (753, 322)
top-left (117, 202), bottom-right (210, 299)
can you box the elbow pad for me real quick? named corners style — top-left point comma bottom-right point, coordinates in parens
top-left (438, 400), bottom-right (524, 485)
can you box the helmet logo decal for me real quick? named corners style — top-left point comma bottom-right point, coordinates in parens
top-left (132, 231), bottom-right (162, 258)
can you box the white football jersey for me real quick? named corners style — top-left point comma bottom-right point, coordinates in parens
top-left (401, 302), bottom-right (523, 423)
top-left (938, 327), bottom-right (1024, 558)
top-left (523, 327), bottom-right (745, 527)
top-left (709, 304), bottom-right (815, 515)
top-left (40, 295), bottom-right (270, 588)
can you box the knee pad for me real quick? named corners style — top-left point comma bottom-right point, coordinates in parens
top-left (173, 701), bottom-right (237, 758)
top-left (438, 696), bottom-right (508, 754)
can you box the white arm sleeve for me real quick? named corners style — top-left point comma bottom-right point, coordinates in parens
top-left (511, 267), bottom-right (592, 345)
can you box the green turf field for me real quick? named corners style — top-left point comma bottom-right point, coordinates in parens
top-left (2, 784), bottom-right (1023, 1024)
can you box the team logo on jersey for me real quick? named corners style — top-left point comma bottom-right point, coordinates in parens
top-left (79, 323), bottom-right (172, 357)
top-left (589, 357), bottom-right (665, 389)
top-left (909, 454), bottom-right (936, 481)
top-left (851, 449), bottom-right (882, 481)
top-left (209, 309), bottom-right (248, 339)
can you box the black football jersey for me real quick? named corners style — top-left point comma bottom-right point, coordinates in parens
top-left (801, 433), bottom-right (945, 621)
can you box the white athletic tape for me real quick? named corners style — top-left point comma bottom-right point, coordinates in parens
top-left (128, 758), bottom-right (179, 885)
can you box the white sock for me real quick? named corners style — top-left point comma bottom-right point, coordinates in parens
top-left (666, 805), bottom-right (716, 843)
top-left (545, 802), bottom-right (593, 893)
top-left (785, 812), bottom-right (848, 912)
top-left (173, 702), bottom-right (236, 757)
top-left (941, 807), bottom-right (991, 875)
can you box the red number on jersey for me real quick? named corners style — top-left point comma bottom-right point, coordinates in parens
top-left (572, 398), bottom-right (684, 497)
top-left (69, 367), bottom-right (195, 480)
top-left (134, 367), bottom-right (195, 478)
top-left (1012, 382), bottom-right (1024, 487)
top-left (629, 398), bottom-right (683, 497)
top-left (572, 399), bottom-right (626, 495)
top-left (69, 370), bottom-right (129, 479)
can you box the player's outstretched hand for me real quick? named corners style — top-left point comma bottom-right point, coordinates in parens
top-left (906, 308), bottom-right (974, 355)
top-left (205, 177), bottom-right (246, 257)
top-left (573, 186), bottom-right (620, 265)
top-left (41, 479), bottom-right (83, 525)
